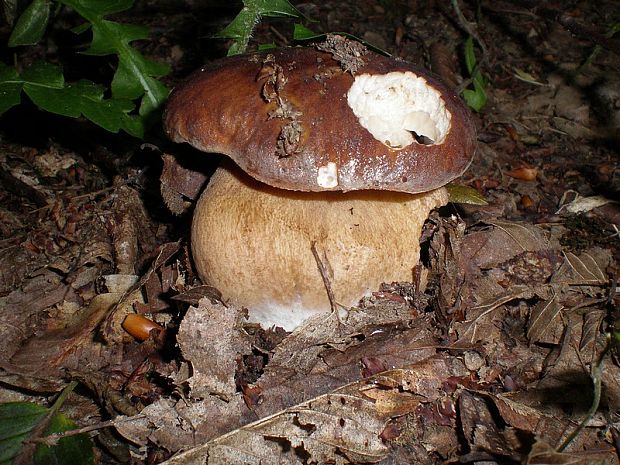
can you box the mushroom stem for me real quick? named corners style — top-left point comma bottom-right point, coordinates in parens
top-left (191, 161), bottom-right (449, 330)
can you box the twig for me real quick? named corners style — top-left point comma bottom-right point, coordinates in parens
top-left (451, 0), bottom-right (488, 56)
top-left (14, 381), bottom-right (78, 465)
top-left (269, 25), bottom-right (289, 46)
top-left (30, 415), bottom-right (146, 446)
top-left (310, 241), bottom-right (338, 318)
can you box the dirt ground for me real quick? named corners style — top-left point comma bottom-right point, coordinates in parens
top-left (1, 1), bottom-right (619, 464)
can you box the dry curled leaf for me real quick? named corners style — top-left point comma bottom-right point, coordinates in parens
top-left (160, 153), bottom-right (209, 215)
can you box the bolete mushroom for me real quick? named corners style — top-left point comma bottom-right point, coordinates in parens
top-left (164, 37), bottom-right (476, 330)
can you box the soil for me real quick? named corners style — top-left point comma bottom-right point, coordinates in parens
top-left (0, 1), bottom-right (619, 464)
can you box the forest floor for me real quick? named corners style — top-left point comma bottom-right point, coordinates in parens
top-left (1, 1), bottom-right (619, 464)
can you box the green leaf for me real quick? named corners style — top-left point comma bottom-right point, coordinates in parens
top-left (464, 36), bottom-right (476, 75)
top-left (85, 20), bottom-right (149, 56)
top-left (0, 63), bottom-right (23, 114)
top-left (0, 402), bottom-right (94, 465)
top-left (215, 8), bottom-right (259, 56)
top-left (33, 409), bottom-right (95, 465)
top-left (59, 0), bottom-right (170, 121)
top-left (462, 36), bottom-right (487, 112)
top-left (514, 68), bottom-right (545, 86)
top-left (70, 22), bottom-right (91, 34)
top-left (257, 42), bottom-right (277, 50)
top-left (463, 86), bottom-right (486, 112)
top-left (2, 0), bottom-right (165, 136)
top-left (0, 62), bottom-right (143, 137)
top-left (445, 183), bottom-right (488, 205)
top-left (136, 76), bottom-right (169, 117)
top-left (8, 0), bottom-right (50, 46)
top-left (72, 0), bottom-right (134, 16)
top-left (0, 402), bottom-right (46, 464)
top-left (20, 61), bottom-right (65, 88)
top-left (253, 0), bottom-right (303, 17)
top-left (216, 0), bottom-right (304, 55)
top-left (293, 23), bottom-right (321, 41)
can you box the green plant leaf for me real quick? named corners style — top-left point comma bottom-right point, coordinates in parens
top-left (254, 0), bottom-right (303, 17)
top-left (257, 42), bottom-right (277, 50)
top-left (0, 63), bottom-right (23, 114)
top-left (216, 0), bottom-right (304, 55)
top-left (20, 61), bottom-right (64, 88)
top-left (445, 183), bottom-right (488, 205)
top-left (59, 0), bottom-right (170, 120)
top-left (0, 401), bottom-right (94, 465)
top-left (464, 36), bottom-right (476, 75)
top-left (8, 0), bottom-right (50, 46)
top-left (463, 86), bottom-right (486, 112)
top-left (85, 20), bottom-right (149, 55)
top-left (0, 62), bottom-right (144, 137)
top-left (293, 23), bottom-right (321, 40)
top-left (71, 0), bottom-right (134, 17)
top-left (2, 0), bottom-right (168, 137)
top-left (462, 36), bottom-right (487, 112)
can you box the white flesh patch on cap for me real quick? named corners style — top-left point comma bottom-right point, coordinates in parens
top-left (317, 162), bottom-right (338, 188)
top-left (346, 71), bottom-right (451, 149)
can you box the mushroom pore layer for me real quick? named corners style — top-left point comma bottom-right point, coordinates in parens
top-left (191, 161), bottom-right (449, 330)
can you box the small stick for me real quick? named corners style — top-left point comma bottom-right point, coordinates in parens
top-left (30, 415), bottom-right (146, 446)
top-left (310, 241), bottom-right (339, 318)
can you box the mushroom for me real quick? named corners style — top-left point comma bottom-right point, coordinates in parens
top-left (164, 38), bottom-right (476, 330)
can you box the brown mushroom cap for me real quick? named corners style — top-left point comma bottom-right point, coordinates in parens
top-left (164, 44), bottom-right (476, 194)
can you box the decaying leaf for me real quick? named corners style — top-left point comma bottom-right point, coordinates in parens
top-left (527, 291), bottom-right (564, 344)
top-left (579, 309), bottom-right (605, 351)
top-left (459, 391), bottom-right (523, 461)
top-left (114, 395), bottom-right (250, 451)
top-left (553, 249), bottom-right (609, 286)
top-left (159, 153), bottom-right (208, 215)
top-left (177, 298), bottom-right (251, 400)
top-left (110, 298), bottom-right (256, 449)
top-left (557, 194), bottom-right (614, 214)
top-left (5, 278), bottom-right (144, 389)
top-left (453, 285), bottom-right (535, 344)
top-left (254, 303), bottom-right (438, 418)
top-left (526, 437), bottom-right (614, 464)
top-left (434, 217), bottom-right (612, 346)
top-left (458, 391), bottom-right (618, 464)
top-left (149, 382), bottom-right (389, 464)
top-left (160, 356), bottom-right (469, 465)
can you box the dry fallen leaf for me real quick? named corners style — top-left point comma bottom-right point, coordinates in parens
top-left (177, 298), bottom-right (251, 400)
top-left (160, 153), bottom-right (209, 215)
top-left (526, 437), bottom-right (615, 465)
top-left (159, 356), bottom-right (468, 465)
top-left (158, 384), bottom-right (389, 464)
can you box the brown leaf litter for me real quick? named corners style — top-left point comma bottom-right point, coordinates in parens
top-left (1, 1), bottom-right (620, 464)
